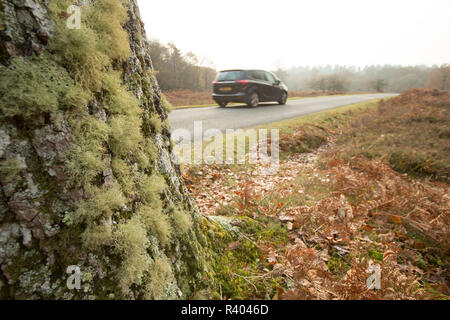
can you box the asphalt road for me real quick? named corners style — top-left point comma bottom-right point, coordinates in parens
top-left (169, 94), bottom-right (397, 138)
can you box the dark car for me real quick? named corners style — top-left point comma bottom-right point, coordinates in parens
top-left (212, 69), bottom-right (288, 107)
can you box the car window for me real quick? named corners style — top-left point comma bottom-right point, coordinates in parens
top-left (216, 71), bottom-right (245, 81)
top-left (248, 71), bottom-right (267, 81)
top-left (247, 71), bottom-right (259, 80)
top-left (265, 72), bottom-right (276, 83)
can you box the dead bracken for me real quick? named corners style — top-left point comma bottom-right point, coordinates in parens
top-left (185, 89), bottom-right (450, 300)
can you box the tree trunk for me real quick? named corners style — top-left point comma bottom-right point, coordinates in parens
top-left (0, 0), bottom-right (211, 299)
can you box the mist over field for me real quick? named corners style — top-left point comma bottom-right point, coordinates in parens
top-left (137, 0), bottom-right (449, 105)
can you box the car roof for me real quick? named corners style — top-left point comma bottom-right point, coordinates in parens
top-left (219, 69), bottom-right (269, 73)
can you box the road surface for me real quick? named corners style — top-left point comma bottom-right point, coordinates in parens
top-left (169, 94), bottom-right (397, 138)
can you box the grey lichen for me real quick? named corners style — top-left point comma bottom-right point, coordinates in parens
top-left (0, 0), bottom-right (214, 300)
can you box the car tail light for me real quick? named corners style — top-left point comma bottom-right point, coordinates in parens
top-left (236, 80), bottom-right (248, 84)
top-left (212, 81), bottom-right (217, 84)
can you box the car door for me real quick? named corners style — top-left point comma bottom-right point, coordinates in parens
top-left (264, 72), bottom-right (282, 100)
top-left (254, 71), bottom-right (274, 101)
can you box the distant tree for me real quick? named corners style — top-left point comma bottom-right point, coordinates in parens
top-left (282, 64), bottom-right (433, 92)
top-left (308, 73), bottom-right (350, 92)
top-left (326, 74), bottom-right (351, 91)
top-left (425, 64), bottom-right (450, 90)
top-left (370, 79), bottom-right (386, 92)
top-left (148, 40), bottom-right (217, 91)
top-left (308, 75), bottom-right (327, 91)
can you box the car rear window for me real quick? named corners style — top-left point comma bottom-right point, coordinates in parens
top-left (216, 71), bottom-right (246, 81)
top-left (248, 70), bottom-right (266, 81)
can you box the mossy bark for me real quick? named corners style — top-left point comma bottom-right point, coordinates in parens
top-left (0, 0), bottom-right (213, 300)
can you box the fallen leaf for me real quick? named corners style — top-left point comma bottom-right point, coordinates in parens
top-left (414, 241), bottom-right (426, 250)
top-left (391, 215), bottom-right (403, 224)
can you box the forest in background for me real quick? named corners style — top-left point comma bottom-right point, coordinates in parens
top-left (275, 64), bottom-right (450, 92)
top-left (148, 39), bottom-right (216, 91)
top-left (148, 39), bottom-right (449, 106)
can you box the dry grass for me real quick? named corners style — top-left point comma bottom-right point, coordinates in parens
top-left (164, 89), bottom-right (214, 107)
top-left (333, 89), bottom-right (450, 182)
top-left (184, 89), bottom-right (450, 300)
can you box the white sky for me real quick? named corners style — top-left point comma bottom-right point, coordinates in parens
top-left (137, 0), bottom-right (450, 70)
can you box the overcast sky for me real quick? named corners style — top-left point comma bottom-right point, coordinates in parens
top-left (137, 0), bottom-right (450, 70)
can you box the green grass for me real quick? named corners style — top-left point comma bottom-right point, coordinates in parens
top-left (175, 99), bottom-right (383, 167)
top-left (253, 99), bottom-right (381, 134)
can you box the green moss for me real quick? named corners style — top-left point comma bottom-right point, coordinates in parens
top-left (147, 113), bottom-right (164, 133)
top-left (113, 216), bottom-right (151, 291)
top-left (50, 24), bottom-right (109, 91)
top-left (143, 255), bottom-right (176, 299)
top-left (61, 85), bottom-right (92, 112)
top-left (86, 0), bottom-right (131, 61)
top-left (135, 149), bottom-right (151, 171)
top-left (0, 158), bottom-right (24, 183)
top-left (160, 94), bottom-right (172, 113)
top-left (368, 249), bottom-right (384, 263)
top-left (109, 115), bottom-right (144, 156)
top-left (137, 205), bottom-right (172, 246)
top-left (102, 71), bottom-right (141, 116)
top-left (327, 256), bottom-right (350, 276)
top-left (111, 157), bottom-right (136, 196)
top-left (65, 116), bottom-right (110, 186)
top-left (49, 0), bottom-right (131, 92)
top-left (141, 141), bottom-right (158, 168)
top-left (138, 174), bottom-right (166, 204)
top-left (0, 55), bottom-right (80, 119)
top-left (204, 216), bottom-right (285, 300)
top-left (76, 183), bottom-right (125, 224)
top-left (82, 224), bottom-right (113, 250)
top-left (170, 207), bottom-right (193, 235)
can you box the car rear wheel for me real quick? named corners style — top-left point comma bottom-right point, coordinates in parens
top-left (247, 92), bottom-right (259, 108)
top-left (218, 102), bottom-right (228, 108)
top-left (278, 91), bottom-right (287, 105)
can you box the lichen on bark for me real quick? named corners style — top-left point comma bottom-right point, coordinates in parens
top-left (0, 0), bottom-right (212, 300)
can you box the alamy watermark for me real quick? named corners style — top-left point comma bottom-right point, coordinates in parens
top-left (66, 265), bottom-right (81, 290)
top-left (65, 5), bottom-right (81, 30)
top-left (172, 121), bottom-right (280, 175)
top-left (366, 260), bottom-right (381, 290)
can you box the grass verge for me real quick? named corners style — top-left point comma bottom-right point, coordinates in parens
top-left (183, 89), bottom-right (450, 300)
top-left (171, 93), bottom-right (370, 110)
